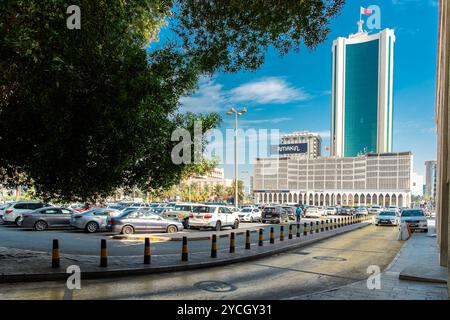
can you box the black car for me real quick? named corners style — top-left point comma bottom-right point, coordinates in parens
top-left (261, 206), bottom-right (288, 224)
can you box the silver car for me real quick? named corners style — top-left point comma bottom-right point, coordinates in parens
top-left (21, 207), bottom-right (75, 231)
top-left (400, 209), bottom-right (428, 232)
top-left (70, 208), bottom-right (122, 233)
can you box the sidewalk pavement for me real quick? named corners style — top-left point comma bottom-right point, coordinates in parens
top-left (0, 220), bottom-right (370, 283)
top-left (297, 220), bottom-right (449, 300)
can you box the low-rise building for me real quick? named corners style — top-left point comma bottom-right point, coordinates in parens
top-left (253, 152), bottom-right (412, 207)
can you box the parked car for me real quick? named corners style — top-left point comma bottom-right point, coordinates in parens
top-left (162, 203), bottom-right (203, 228)
top-left (304, 207), bottom-right (322, 218)
top-left (188, 205), bottom-right (240, 231)
top-left (261, 206), bottom-right (288, 224)
top-left (21, 207), bottom-right (75, 231)
top-left (339, 206), bottom-right (355, 215)
top-left (70, 208), bottom-right (122, 233)
top-left (369, 205), bottom-right (383, 215)
top-left (388, 205), bottom-right (400, 213)
top-left (356, 206), bottom-right (369, 216)
top-left (108, 210), bottom-right (184, 235)
top-left (282, 206), bottom-right (296, 220)
top-left (238, 207), bottom-right (262, 222)
top-left (1, 201), bottom-right (50, 226)
top-left (374, 211), bottom-right (399, 226)
top-left (324, 206), bottom-right (337, 216)
top-left (399, 209), bottom-right (428, 233)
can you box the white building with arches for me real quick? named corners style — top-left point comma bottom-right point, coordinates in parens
top-left (253, 152), bottom-right (412, 208)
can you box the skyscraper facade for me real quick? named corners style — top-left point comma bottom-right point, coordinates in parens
top-left (424, 160), bottom-right (437, 199)
top-left (331, 25), bottom-right (395, 157)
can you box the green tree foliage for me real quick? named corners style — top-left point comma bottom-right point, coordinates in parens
top-left (0, 0), bottom-right (344, 202)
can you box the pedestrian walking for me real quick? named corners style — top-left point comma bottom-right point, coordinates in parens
top-left (295, 205), bottom-right (302, 224)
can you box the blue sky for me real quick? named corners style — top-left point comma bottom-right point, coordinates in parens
top-left (172, 1), bottom-right (439, 185)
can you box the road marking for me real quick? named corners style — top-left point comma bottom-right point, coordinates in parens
top-left (252, 262), bottom-right (360, 281)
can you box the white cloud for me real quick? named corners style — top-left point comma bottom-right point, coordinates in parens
top-left (179, 77), bottom-right (225, 113)
top-left (229, 77), bottom-right (311, 104)
top-left (179, 76), bottom-right (312, 114)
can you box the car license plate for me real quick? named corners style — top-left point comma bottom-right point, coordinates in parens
top-left (409, 224), bottom-right (418, 227)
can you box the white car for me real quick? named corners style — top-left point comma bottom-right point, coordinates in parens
top-left (305, 207), bottom-right (322, 218)
top-left (369, 205), bottom-right (383, 214)
top-left (238, 208), bottom-right (262, 222)
top-left (1, 201), bottom-right (50, 226)
top-left (399, 209), bottom-right (428, 232)
top-left (388, 205), bottom-right (400, 213)
top-left (324, 206), bottom-right (337, 216)
top-left (189, 205), bottom-right (240, 231)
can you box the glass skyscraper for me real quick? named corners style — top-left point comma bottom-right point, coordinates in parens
top-left (331, 25), bottom-right (395, 157)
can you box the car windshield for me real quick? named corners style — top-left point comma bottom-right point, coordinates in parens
top-left (379, 211), bottom-right (396, 216)
top-left (401, 210), bottom-right (424, 217)
top-left (241, 208), bottom-right (252, 212)
top-left (326, 207), bottom-right (334, 210)
top-left (174, 205), bottom-right (192, 211)
top-left (192, 206), bottom-right (216, 213)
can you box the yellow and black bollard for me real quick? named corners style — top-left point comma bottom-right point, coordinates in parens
top-left (321, 220), bottom-right (324, 232)
top-left (270, 227), bottom-right (275, 244)
top-left (230, 232), bottom-right (236, 253)
top-left (289, 224), bottom-right (293, 239)
top-left (315, 221), bottom-right (319, 233)
top-left (52, 239), bottom-right (60, 269)
top-left (245, 230), bottom-right (251, 249)
top-left (303, 223), bottom-right (307, 236)
top-left (330, 219), bottom-right (333, 230)
top-left (100, 239), bottom-right (108, 267)
top-left (296, 223), bottom-right (300, 237)
top-left (181, 236), bottom-right (189, 261)
top-left (144, 237), bottom-right (151, 265)
top-left (258, 228), bottom-right (264, 246)
top-left (211, 234), bottom-right (218, 258)
top-left (326, 219), bottom-right (329, 231)
top-left (309, 222), bottom-right (313, 235)
top-left (280, 226), bottom-right (285, 241)
top-left (338, 218), bottom-right (341, 228)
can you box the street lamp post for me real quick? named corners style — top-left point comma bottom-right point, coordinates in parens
top-left (226, 107), bottom-right (247, 208)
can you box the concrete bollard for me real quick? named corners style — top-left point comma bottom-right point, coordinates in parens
top-left (100, 239), bottom-right (108, 267)
top-left (230, 232), bottom-right (236, 253)
top-left (280, 226), bottom-right (285, 241)
top-left (258, 228), bottom-right (264, 246)
top-left (270, 227), bottom-right (275, 244)
top-left (52, 239), bottom-right (60, 269)
top-left (144, 237), bottom-right (151, 265)
top-left (303, 223), bottom-right (308, 236)
top-left (245, 230), bottom-right (251, 249)
top-left (296, 223), bottom-right (300, 238)
top-left (211, 234), bottom-right (218, 258)
top-left (289, 224), bottom-right (293, 239)
top-left (181, 236), bottom-right (189, 261)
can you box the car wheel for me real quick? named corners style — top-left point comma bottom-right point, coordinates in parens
top-left (215, 221), bottom-right (222, 231)
top-left (85, 221), bottom-right (99, 233)
top-left (232, 220), bottom-right (239, 230)
top-left (166, 225), bottom-right (178, 233)
top-left (424, 228), bottom-right (428, 233)
top-left (121, 225), bottom-right (134, 235)
top-left (0, 218), bottom-right (4, 225)
top-left (250, 217), bottom-right (254, 223)
top-left (34, 220), bottom-right (47, 231)
top-left (15, 217), bottom-right (23, 227)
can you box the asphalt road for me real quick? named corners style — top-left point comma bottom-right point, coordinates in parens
top-left (0, 217), bottom-right (341, 256)
top-left (0, 224), bottom-right (403, 300)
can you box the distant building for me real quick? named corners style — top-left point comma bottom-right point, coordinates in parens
top-left (273, 131), bottom-right (321, 159)
top-left (424, 160), bottom-right (437, 198)
top-left (411, 172), bottom-right (424, 196)
top-left (331, 24), bottom-right (395, 157)
top-left (187, 167), bottom-right (233, 189)
top-left (253, 152), bottom-right (412, 207)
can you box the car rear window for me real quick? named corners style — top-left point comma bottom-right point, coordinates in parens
top-left (192, 206), bottom-right (216, 213)
top-left (379, 212), bottom-right (396, 216)
top-left (401, 210), bottom-right (424, 217)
